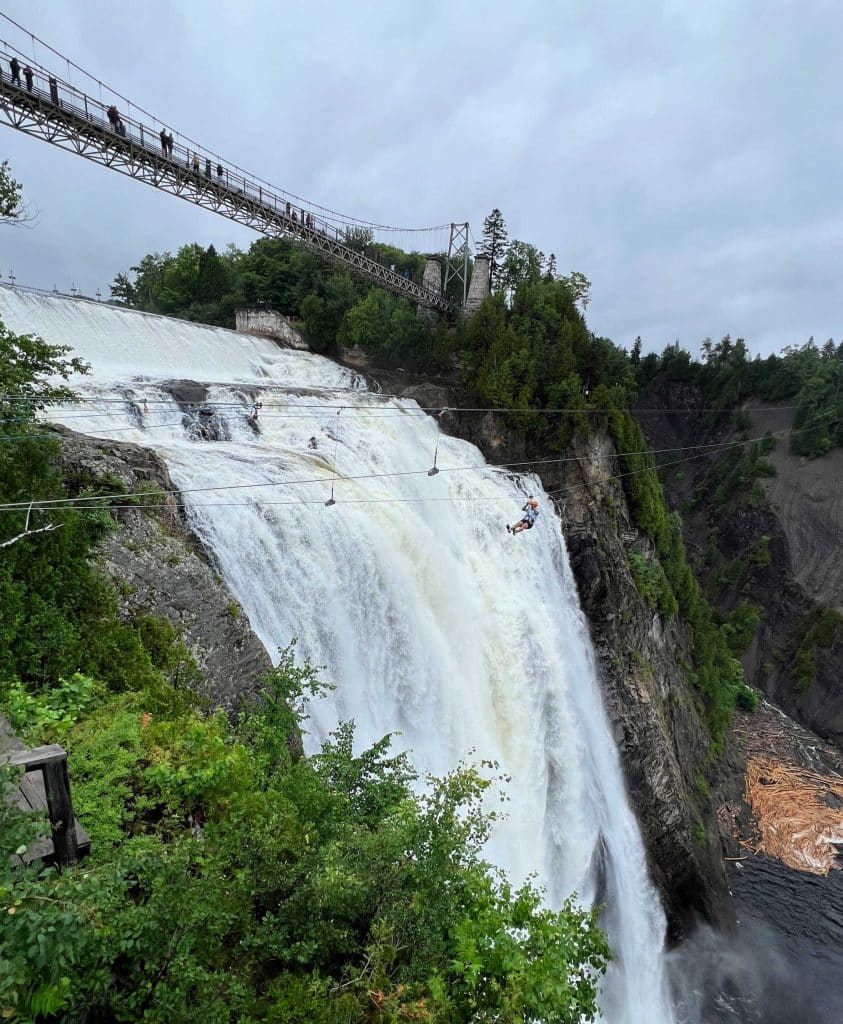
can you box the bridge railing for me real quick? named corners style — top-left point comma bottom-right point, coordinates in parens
top-left (0, 42), bottom-right (455, 309)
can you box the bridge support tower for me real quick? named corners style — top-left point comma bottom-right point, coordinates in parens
top-left (465, 256), bottom-right (491, 317)
top-left (418, 258), bottom-right (443, 326)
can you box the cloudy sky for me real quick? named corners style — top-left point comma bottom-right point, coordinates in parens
top-left (1, 0), bottom-right (841, 356)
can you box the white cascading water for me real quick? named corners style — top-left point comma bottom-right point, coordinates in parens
top-left (0, 286), bottom-right (675, 1023)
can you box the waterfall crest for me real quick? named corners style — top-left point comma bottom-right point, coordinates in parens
top-left (0, 287), bottom-right (675, 1023)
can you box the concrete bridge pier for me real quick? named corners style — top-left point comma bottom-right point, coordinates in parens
top-left (465, 256), bottom-right (491, 317)
top-left (417, 257), bottom-right (443, 326)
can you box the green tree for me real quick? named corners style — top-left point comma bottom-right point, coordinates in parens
top-left (560, 270), bottom-right (592, 313)
top-left (478, 208), bottom-right (509, 291)
top-left (109, 271), bottom-right (136, 306)
top-left (0, 160), bottom-right (32, 225)
top-left (500, 239), bottom-right (545, 296)
top-left (342, 225), bottom-right (374, 253)
top-left (195, 244), bottom-right (228, 304)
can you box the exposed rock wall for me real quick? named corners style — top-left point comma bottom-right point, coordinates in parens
top-left (56, 427), bottom-right (274, 715)
top-left (637, 381), bottom-right (843, 749)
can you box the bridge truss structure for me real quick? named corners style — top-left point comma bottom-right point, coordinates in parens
top-left (0, 45), bottom-right (461, 315)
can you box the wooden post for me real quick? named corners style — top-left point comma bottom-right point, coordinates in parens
top-left (4, 745), bottom-right (80, 868)
top-left (41, 755), bottom-right (79, 868)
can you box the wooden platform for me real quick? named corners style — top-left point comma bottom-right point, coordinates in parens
top-left (1, 715), bottom-right (90, 866)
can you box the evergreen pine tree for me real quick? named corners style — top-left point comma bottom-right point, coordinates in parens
top-left (631, 335), bottom-right (642, 365)
top-left (478, 208), bottom-right (508, 291)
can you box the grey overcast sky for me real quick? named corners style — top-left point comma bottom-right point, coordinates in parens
top-left (0, 0), bottom-right (841, 356)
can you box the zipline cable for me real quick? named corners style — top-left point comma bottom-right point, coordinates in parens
top-left (0, 390), bottom-right (814, 414)
top-left (0, 441), bottom-right (784, 516)
top-left (0, 424), bottom-right (811, 513)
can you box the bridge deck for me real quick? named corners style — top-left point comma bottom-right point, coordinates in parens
top-left (0, 52), bottom-right (455, 313)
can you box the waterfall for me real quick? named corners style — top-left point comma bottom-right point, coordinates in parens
top-left (0, 286), bottom-right (676, 1023)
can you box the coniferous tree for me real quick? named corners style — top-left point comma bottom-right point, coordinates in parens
top-left (545, 252), bottom-right (557, 279)
top-left (196, 244), bottom-right (228, 303)
top-left (478, 208), bottom-right (508, 291)
top-left (630, 335), bottom-right (642, 365)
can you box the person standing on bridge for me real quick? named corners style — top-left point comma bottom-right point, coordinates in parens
top-left (9, 56), bottom-right (20, 86)
top-left (205, 157), bottom-right (212, 178)
top-left (23, 65), bottom-right (33, 92)
top-left (216, 162), bottom-right (224, 181)
top-left (166, 133), bottom-right (174, 156)
top-left (159, 128), bottom-right (168, 154)
top-left (192, 152), bottom-right (200, 174)
top-left (48, 75), bottom-right (59, 105)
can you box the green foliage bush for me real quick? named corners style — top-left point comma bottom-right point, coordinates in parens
top-left (628, 551), bottom-right (678, 618)
top-left (790, 606), bottom-right (843, 692)
top-left (1, 657), bottom-right (610, 1023)
top-left (2, 673), bottom-right (99, 744)
top-left (722, 603), bottom-right (762, 656)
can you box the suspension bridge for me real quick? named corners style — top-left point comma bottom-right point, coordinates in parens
top-left (0, 22), bottom-right (490, 316)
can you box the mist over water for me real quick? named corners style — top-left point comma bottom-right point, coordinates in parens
top-left (1, 287), bottom-right (676, 1023)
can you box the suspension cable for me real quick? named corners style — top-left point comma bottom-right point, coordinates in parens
top-left (0, 424), bottom-right (805, 512)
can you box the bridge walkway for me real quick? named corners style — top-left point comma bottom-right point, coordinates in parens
top-left (0, 47), bottom-right (456, 314)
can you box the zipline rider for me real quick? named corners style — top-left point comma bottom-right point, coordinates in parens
top-left (507, 496), bottom-right (540, 535)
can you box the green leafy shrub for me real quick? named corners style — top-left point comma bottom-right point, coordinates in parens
top-left (1, 657), bottom-right (611, 1023)
top-left (1, 672), bottom-right (99, 744)
top-left (722, 603), bottom-right (762, 655)
top-left (628, 551), bottom-right (678, 618)
top-left (735, 683), bottom-right (759, 711)
top-left (790, 606), bottom-right (843, 692)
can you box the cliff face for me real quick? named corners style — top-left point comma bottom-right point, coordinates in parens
top-left (364, 370), bottom-right (733, 941)
top-left (637, 380), bottom-right (843, 749)
top-left (550, 434), bottom-right (732, 941)
top-left (55, 427), bottom-right (276, 716)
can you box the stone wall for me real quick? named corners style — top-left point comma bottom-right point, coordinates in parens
top-left (235, 308), bottom-right (307, 350)
top-left (465, 255), bottom-right (491, 316)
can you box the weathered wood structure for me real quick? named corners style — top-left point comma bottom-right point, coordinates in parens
top-left (1, 715), bottom-right (90, 868)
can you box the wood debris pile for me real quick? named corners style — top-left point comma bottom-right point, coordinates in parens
top-left (745, 757), bottom-right (843, 874)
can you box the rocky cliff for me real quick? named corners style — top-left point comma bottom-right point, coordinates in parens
top-left (637, 380), bottom-right (843, 749)
top-left (55, 426), bottom-right (274, 715)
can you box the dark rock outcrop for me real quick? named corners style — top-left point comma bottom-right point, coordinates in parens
top-left (56, 427), bottom-right (274, 716)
